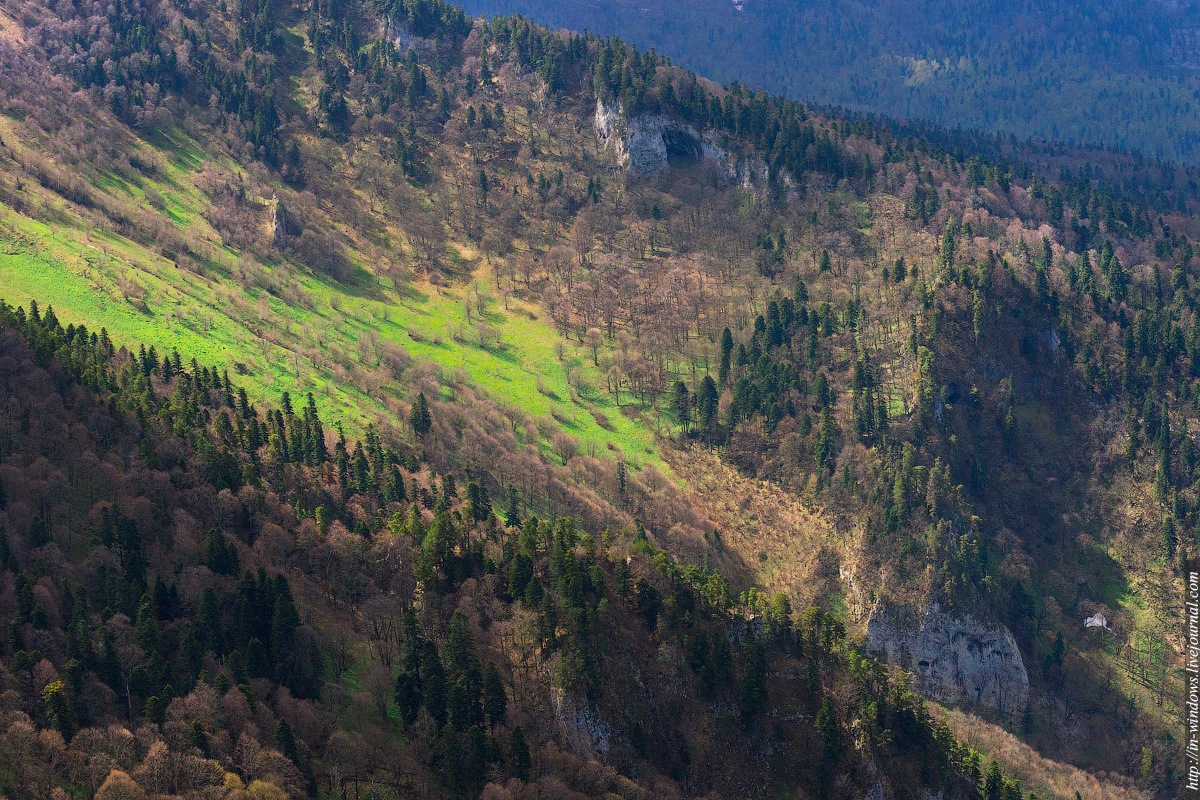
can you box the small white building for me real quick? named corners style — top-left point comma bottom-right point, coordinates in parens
top-left (1084, 612), bottom-right (1109, 630)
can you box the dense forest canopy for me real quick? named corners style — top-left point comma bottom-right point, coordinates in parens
top-left (0, 0), bottom-right (1194, 796)
top-left (0, 298), bottom-right (998, 799)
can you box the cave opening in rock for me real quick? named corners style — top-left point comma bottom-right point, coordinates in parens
top-left (662, 128), bottom-right (702, 167)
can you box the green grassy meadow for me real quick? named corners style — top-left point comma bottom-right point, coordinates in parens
top-left (0, 124), bottom-right (663, 469)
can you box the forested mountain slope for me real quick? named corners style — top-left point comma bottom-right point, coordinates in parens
top-left (0, 300), bottom-right (989, 799)
top-left (461, 0), bottom-right (1200, 165)
top-left (0, 0), bottom-right (1194, 796)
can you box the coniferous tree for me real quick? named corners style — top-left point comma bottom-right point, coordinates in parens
top-left (505, 488), bottom-right (522, 528)
top-left (697, 375), bottom-right (720, 435)
top-left (43, 681), bottom-right (75, 741)
top-left (739, 630), bottom-right (767, 721)
top-left (719, 328), bottom-right (734, 386)
top-left (190, 721), bottom-right (210, 756)
top-left (816, 695), bottom-right (838, 760)
top-left (411, 392), bottom-right (432, 438)
top-left (421, 640), bottom-right (447, 725)
top-left (509, 726), bottom-right (531, 781)
top-left (982, 760), bottom-right (1004, 800)
top-left (670, 380), bottom-right (692, 431)
top-left (483, 661), bottom-right (507, 728)
top-left (275, 718), bottom-right (301, 766)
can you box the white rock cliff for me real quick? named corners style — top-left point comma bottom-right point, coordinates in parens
top-left (594, 98), bottom-right (768, 187)
top-left (865, 604), bottom-right (1029, 713)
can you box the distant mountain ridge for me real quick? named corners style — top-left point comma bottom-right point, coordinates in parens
top-left (460, 0), bottom-right (1200, 164)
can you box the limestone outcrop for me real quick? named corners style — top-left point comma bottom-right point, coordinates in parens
top-left (866, 603), bottom-right (1029, 713)
top-left (594, 98), bottom-right (767, 186)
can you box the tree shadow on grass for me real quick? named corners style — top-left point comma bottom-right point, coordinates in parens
top-left (477, 339), bottom-right (521, 365)
top-left (307, 258), bottom-right (387, 303)
top-left (146, 127), bottom-right (205, 174)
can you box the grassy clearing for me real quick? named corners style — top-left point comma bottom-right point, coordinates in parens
top-left (0, 124), bottom-right (664, 469)
top-left (0, 207), bottom-right (351, 413)
top-left (0, 100), bottom-right (666, 465)
top-left (377, 270), bottom-right (662, 466)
